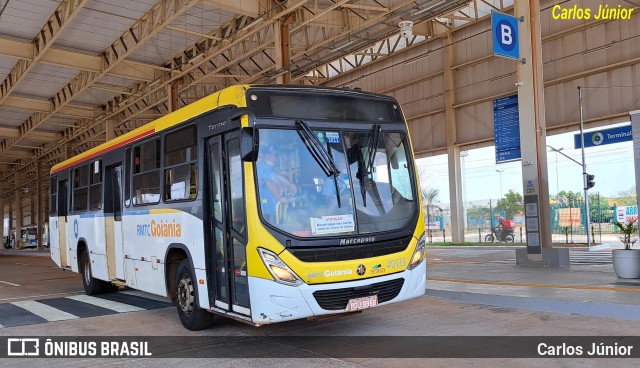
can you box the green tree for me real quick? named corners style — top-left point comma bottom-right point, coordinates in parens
top-left (614, 185), bottom-right (637, 206)
top-left (421, 187), bottom-right (440, 206)
top-left (588, 193), bottom-right (610, 223)
top-left (495, 190), bottom-right (523, 219)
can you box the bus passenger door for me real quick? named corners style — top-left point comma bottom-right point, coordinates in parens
top-left (104, 164), bottom-right (125, 280)
top-left (206, 132), bottom-right (250, 315)
top-left (57, 179), bottom-right (69, 268)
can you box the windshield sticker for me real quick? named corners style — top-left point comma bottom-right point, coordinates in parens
top-left (315, 131), bottom-right (326, 144)
top-left (325, 132), bottom-right (340, 144)
top-left (310, 214), bottom-right (355, 235)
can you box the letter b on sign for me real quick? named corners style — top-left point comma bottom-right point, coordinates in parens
top-left (492, 11), bottom-right (519, 60)
top-left (501, 24), bottom-right (512, 45)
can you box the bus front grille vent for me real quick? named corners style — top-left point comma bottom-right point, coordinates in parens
top-left (312, 278), bottom-right (404, 310)
top-left (290, 236), bottom-right (412, 262)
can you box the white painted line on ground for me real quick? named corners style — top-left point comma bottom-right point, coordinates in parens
top-left (12, 301), bottom-right (78, 322)
top-left (0, 280), bottom-right (21, 287)
top-left (66, 295), bottom-right (145, 313)
top-left (0, 291), bottom-right (84, 302)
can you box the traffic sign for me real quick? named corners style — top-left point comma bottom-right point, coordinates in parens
top-left (574, 125), bottom-right (632, 148)
top-left (492, 11), bottom-right (520, 61)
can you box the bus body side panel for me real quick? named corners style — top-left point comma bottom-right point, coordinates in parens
top-left (49, 216), bottom-right (61, 267)
top-left (71, 214), bottom-right (108, 280)
top-left (121, 209), bottom-right (205, 299)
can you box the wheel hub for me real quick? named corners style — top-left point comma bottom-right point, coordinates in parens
top-left (177, 274), bottom-right (194, 316)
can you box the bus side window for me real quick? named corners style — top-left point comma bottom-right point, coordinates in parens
top-left (133, 139), bottom-right (161, 205)
top-left (164, 125), bottom-right (197, 201)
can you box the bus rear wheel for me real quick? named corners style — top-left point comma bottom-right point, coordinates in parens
top-left (80, 251), bottom-right (116, 295)
top-left (175, 259), bottom-right (214, 331)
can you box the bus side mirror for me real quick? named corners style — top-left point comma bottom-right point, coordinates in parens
top-left (240, 127), bottom-right (259, 162)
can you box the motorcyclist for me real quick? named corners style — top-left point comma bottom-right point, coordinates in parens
top-left (497, 216), bottom-right (508, 241)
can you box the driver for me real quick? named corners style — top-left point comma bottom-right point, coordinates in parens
top-left (257, 144), bottom-right (297, 223)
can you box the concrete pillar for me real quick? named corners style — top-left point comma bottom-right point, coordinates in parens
top-left (631, 110), bottom-right (640, 213)
top-left (15, 175), bottom-right (22, 245)
top-left (36, 160), bottom-right (43, 247)
top-left (444, 33), bottom-right (464, 243)
top-left (0, 194), bottom-right (4, 244)
top-left (514, 0), bottom-right (556, 263)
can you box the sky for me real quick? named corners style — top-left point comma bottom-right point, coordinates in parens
top-left (416, 121), bottom-right (636, 206)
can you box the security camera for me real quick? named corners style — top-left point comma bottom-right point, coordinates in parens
top-left (514, 82), bottom-right (524, 87)
top-left (398, 21), bottom-right (414, 38)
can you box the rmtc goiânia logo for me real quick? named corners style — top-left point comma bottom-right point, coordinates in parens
top-left (591, 132), bottom-right (604, 146)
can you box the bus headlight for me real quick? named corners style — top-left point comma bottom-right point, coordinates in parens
top-left (258, 248), bottom-right (303, 286)
top-left (407, 233), bottom-right (426, 270)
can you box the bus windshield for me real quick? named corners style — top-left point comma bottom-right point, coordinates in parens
top-left (255, 127), bottom-right (417, 238)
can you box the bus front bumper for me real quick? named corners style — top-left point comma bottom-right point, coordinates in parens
top-left (248, 261), bottom-right (426, 324)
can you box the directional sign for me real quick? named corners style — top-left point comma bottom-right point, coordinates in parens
top-left (494, 94), bottom-right (521, 163)
top-left (574, 125), bottom-right (632, 149)
top-left (492, 11), bottom-right (520, 60)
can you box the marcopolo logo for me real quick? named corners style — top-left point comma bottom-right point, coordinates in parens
top-left (136, 219), bottom-right (182, 238)
top-left (591, 132), bottom-right (604, 146)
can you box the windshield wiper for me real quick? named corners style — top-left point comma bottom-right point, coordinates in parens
top-left (358, 124), bottom-right (381, 207)
top-left (366, 124), bottom-right (381, 175)
top-left (295, 120), bottom-right (342, 207)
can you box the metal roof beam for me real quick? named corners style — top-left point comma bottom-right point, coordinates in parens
top-left (0, 38), bottom-right (156, 82)
top-left (0, 0), bottom-right (200, 156)
top-left (200, 0), bottom-right (265, 17)
top-left (0, 0), bottom-right (90, 105)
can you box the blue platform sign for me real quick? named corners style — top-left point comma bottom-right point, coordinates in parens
top-left (492, 11), bottom-right (520, 60)
top-left (494, 94), bottom-right (521, 163)
top-left (574, 125), bottom-right (632, 148)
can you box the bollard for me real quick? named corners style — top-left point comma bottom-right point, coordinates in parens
top-left (519, 227), bottom-right (522, 242)
top-left (443, 229), bottom-right (446, 242)
top-left (565, 227), bottom-right (569, 243)
top-left (479, 228), bottom-right (481, 242)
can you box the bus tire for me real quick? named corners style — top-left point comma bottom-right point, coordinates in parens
top-left (80, 251), bottom-right (110, 295)
top-left (175, 259), bottom-right (214, 331)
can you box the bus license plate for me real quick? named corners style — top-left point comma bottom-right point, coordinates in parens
top-left (346, 295), bottom-right (378, 311)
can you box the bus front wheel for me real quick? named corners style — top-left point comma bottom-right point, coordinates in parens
top-left (175, 259), bottom-right (214, 331)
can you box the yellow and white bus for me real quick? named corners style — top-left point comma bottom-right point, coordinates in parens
top-left (49, 85), bottom-right (426, 330)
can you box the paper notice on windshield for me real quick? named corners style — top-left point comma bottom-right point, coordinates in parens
top-left (310, 215), bottom-right (355, 235)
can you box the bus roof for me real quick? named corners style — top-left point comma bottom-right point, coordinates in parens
top-left (50, 85), bottom-right (250, 175)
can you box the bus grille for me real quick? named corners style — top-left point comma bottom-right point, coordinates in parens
top-left (312, 278), bottom-right (405, 311)
top-left (289, 236), bottom-right (412, 262)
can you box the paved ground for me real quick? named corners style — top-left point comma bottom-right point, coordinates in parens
top-left (0, 247), bottom-right (639, 367)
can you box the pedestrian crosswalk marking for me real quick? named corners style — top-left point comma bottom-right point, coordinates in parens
top-left (11, 301), bottom-right (78, 322)
top-left (0, 293), bottom-right (170, 329)
top-left (67, 295), bottom-right (145, 313)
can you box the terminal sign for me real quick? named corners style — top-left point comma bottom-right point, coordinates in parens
top-left (492, 11), bottom-right (520, 60)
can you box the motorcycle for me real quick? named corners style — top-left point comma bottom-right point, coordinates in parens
top-left (485, 226), bottom-right (515, 243)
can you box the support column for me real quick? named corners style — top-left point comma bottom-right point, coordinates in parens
top-left (275, 14), bottom-right (294, 84)
top-left (514, 0), bottom-right (559, 265)
top-left (631, 110), bottom-right (640, 213)
top-left (105, 120), bottom-right (116, 141)
top-left (36, 160), bottom-right (43, 248)
top-left (444, 33), bottom-right (464, 243)
top-left (0, 194), bottom-right (4, 245)
top-left (15, 175), bottom-right (22, 247)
